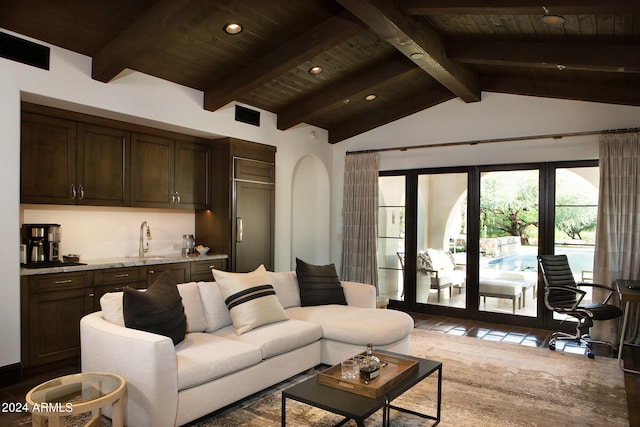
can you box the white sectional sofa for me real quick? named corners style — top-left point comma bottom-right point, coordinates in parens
top-left (80, 270), bottom-right (414, 427)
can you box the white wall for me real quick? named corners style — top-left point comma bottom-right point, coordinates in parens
top-left (291, 155), bottom-right (331, 268)
top-left (331, 93), bottom-right (640, 273)
top-left (21, 205), bottom-right (196, 258)
top-left (0, 30), bottom-right (334, 369)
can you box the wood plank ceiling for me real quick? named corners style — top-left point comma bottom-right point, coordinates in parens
top-left (2, 0), bottom-right (640, 143)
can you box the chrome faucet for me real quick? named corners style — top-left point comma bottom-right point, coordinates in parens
top-left (139, 221), bottom-right (152, 258)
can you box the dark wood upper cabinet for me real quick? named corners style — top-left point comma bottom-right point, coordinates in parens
top-left (131, 134), bottom-right (210, 209)
top-left (20, 107), bottom-right (131, 206)
top-left (175, 140), bottom-right (210, 210)
top-left (21, 112), bottom-right (77, 204)
top-left (77, 123), bottom-right (131, 206)
top-left (131, 133), bottom-right (174, 208)
top-left (21, 103), bottom-right (210, 209)
top-left (21, 105), bottom-right (130, 206)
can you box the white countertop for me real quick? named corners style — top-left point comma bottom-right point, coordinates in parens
top-left (20, 253), bottom-right (229, 275)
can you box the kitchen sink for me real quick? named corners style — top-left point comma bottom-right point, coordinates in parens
top-left (125, 255), bottom-right (174, 261)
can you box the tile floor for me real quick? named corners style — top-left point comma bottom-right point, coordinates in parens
top-left (411, 312), bottom-right (640, 426)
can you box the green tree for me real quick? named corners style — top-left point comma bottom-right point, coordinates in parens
top-left (554, 171), bottom-right (598, 241)
top-left (480, 172), bottom-right (539, 245)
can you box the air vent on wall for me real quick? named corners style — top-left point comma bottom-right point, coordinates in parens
top-left (0, 32), bottom-right (50, 70)
top-left (235, 105), bottom-right (260, 127)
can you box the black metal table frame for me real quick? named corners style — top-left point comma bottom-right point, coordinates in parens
top-left (281, 351), bottom-right (442, 426)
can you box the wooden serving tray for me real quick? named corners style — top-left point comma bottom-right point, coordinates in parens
top-left (317, 352), bottom-right (419, 398)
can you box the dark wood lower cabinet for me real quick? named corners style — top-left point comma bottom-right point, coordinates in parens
top-left (20, 272), bottom-right (91, 375)
top-left (189, 259), bottom-right (226, 281)
top-left (27, 288), bottom-right (86, 367)
top-left (92, 266), bottom-right (147, 311)
top-left (145, 262), bottom-right (189, 285)
top-left (21, 258), bottom-right (226, 376)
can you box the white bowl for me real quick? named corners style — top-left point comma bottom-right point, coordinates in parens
top-left (196, 246), bottom-right (210, 255)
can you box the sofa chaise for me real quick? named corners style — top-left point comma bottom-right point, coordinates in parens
top-left (80, 268), bottom-right (414, 427)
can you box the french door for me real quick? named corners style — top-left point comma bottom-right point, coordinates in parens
top-left (378, 161), bottom-right (598, 328)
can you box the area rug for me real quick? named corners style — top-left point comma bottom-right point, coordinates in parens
top-left (191, 328), bottom-right (628, 427)
top-left (6, 328), bottom-right (628, 426)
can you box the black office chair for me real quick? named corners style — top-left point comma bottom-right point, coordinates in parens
top-left (537, 254), bottom-right (622, 359)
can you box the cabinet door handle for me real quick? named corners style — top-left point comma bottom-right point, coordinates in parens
top-left (170, 192), bottom-right (176, 203)
top-left (78, 185), bottom-right (85, 200)
top-left (113, 273), bottom-right (129, 278)
top-left (70, 184), bottom-right (77, 199)
top-left (175, 192), bottom-right (181, 203)
top-left (236, 217), bottom-right (243, 242)
top-left (53, 279), bottom-right (73, 285)
top-left (148, 270), bottom-right (155, 275)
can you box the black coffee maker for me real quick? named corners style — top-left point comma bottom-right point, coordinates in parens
top-left (22, 223), bottom-right (61, 265)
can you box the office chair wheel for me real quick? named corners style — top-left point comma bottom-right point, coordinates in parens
top-left (549, 343), bottom-right (556, 351)
top-left (587, 352), bottom-right (595, 359)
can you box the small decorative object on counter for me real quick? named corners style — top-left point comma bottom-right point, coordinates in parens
top-left (182, 234), bottom-right (196, 256)
top-left (359, 343), bottom-right (381, 384)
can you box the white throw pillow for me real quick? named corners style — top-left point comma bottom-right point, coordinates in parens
top-left (427, 248), bottom-right (444, 270)
top-left (100, 291), bottom-right (124, 326)
top-left (267, 271), bottom-right (301, 308)
top-left (177, 282), bottom-right (207, 333)
top-left (197, 281), bottom-right (233, 332)
top-left (212, 265), bottom-right (289, 335)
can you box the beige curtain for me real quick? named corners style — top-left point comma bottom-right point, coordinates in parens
top-left (593, 131), bottom-right (640, 345)
top-left (341, 152), bottom-right (379, 289)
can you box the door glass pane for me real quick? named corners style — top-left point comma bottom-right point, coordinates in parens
top-left (378, 176), bottom-right (405, 301)
top-left (553, 167), bottom-right (598, 319)
top-left (416, 173), bottom-right (467, 308)
top-left (479, 170), bottom-right (539, 316)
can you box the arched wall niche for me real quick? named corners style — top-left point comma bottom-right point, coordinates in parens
top-left (291, 154), bottom-right (331, 269)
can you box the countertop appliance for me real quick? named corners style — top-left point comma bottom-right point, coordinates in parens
top-left (22, 223), bottom-right (62, 266)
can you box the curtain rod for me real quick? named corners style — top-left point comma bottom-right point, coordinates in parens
top-left (346, 126), bottom-right (640, 155)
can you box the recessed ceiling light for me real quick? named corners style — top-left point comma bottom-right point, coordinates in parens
top-left (308, 66), bottom-right (323, 75)
top-left (224, 23), bottom-right (243, 35)
top-left (410, 52), bottom-right (424, 59)
top-left (541, 14), bottom-right (565, 25)
top-left (541, 7), bottom-right (565, 25)
top-left (365, 94), bottom-right (377, 101)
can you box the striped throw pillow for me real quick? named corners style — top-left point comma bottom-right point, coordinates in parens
top-left (212, 265), bottom-right (288, 335)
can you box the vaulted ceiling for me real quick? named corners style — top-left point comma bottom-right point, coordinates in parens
top-left (3, 1), bottom-right (640, 143)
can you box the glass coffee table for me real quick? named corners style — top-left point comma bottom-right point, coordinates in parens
top-left (25, 372), bottom-right (126, 427)
top-left (282, 351), bottom-right (441, 426)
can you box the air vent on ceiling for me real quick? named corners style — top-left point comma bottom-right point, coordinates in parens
top-left (235, 105), bottom-right (260, 127)
top-left (0, 32), bottom-right (50, 70)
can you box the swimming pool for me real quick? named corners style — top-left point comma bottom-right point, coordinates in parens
top-left (484, 247), bottom-right (594, 276)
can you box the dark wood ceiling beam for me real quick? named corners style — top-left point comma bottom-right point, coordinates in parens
top-left (92, 0), bottom-right (207, 82)
top-left (203, 13), bottom-right (364, 112)
top-left (277, 58), bottom-right (419, 131)
top-left (329, 85), bottom-right (455, 143)
top-left (448, 41), bottom-right (640, 73)
top-left (482, 75), bottom-right (640, 106)
top-left (337, 0), bottom-right (480, 103)
top-left (397, 0), bottom-right (640, 15)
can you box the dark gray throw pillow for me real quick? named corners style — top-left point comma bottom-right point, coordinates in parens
top-left (295, 258), bottom-right (347, 306)
top-left (123, 270), bottom-right (186, 345)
